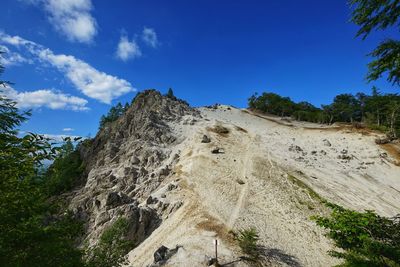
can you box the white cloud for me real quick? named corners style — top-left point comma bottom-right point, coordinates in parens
top-left (41, 133), bottom-right (83, 142)
top-left (116, 35), bottom-right (142, 61)
top-left (2, 86), bottom-right (89, 111)
top-left (25, 0), bottom-right (98, 43)
top-left (17, 130), bottom-right (83, 143)
top-left (39, 49), bottom-right (134, 103)
top-left (0, 34), bottom-right (34, 47)
top-left (62, 128), bottom-right (74, 132)
top-left (0, 32), bottom-right (135, 103)
top-left (142, 27), bottom-right (159, 48)
top-left (0, 45), bottom-right (32, 66)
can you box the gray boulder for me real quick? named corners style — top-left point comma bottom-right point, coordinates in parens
top-left (201, 135), bottom-right (211, 143)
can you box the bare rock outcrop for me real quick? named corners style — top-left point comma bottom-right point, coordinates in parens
top-left (148, 245), bottom-right (182, 267)
top-left (68, 90), bottom-right (199, 247)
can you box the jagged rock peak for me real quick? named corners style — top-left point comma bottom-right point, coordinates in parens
top-left (80, 89), bottom-right (199, 172)
top-left (126, 89), bottom-right (197, 120)
top-left (72, 90), bottom-right (198, 246)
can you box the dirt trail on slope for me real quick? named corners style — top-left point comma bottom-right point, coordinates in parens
top-left (128, 105), bottom-right (400, 266)
top-left (228, 141), bottom-right (251, 228)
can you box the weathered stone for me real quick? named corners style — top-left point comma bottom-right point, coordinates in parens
top-left (323, 139), bottom-right (332, 147)
top-left (211, 147), bottom-right (225, 154)
top-left (95, 211), bottom-right (110, 226)
top-left (105, 192), bottom-right (120, 207)
top-left (131, 156), bottom-right (140, 164)
top-left (375, 137), bottom-right (392, 144)
top-left (167, 183), bottom-right (177, 191)
top-left (212, 125), bottom-right (229, 134)
top-left (125, 206), bottom-right (161, 246)
top-left (149, 245), bottom-right (182, 267)
top-left (289, 144), bottom-right (303, 152)
top-left (201, 135), bottom-right (211, 143)
top-left (105, 192), bottom-right (132, 208)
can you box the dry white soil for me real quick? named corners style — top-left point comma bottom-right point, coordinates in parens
top-left (128, 106), bottom-right (400, 267)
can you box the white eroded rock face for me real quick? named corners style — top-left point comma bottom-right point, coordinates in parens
top-left (69, 90), bottom-right (199, 247)
top-left (67, 92), bottom-right (400, 267)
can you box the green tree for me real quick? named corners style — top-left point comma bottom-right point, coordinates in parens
top-left (99, 102), bottom-right (127, 129)
top-left (385, 96), bottom-right (400, 137)
top-left (248, 92), bottom-right (296, 117)
top-left (356, 92), bottom-right (369, 122)
top-left (44, 140), bottom-right (84, 196)
top-left (0, 65), bottom-right (84, 266)
top-left (365, 87), bottom-right (387, 126)
top-left (314, 203), bottom-right (400, 266)
top-left (293, 101), bottom-right (320, 121)
top-left (124, 102), bottom-right (130, 112)
top-left (85, 217), bottom-right (134, 267)
top-left (350, 0), bottom-right (400, 86)
top-left (330, 94), bottom-right (361, 123)
top-left (247, 89), bottom-right (400, 136)
top-left (0, 96), bottom-right (84, 266)
top-left (166, 88), bottom-right (176, 99)
top-left (321, 104), bottom-right (335, 124)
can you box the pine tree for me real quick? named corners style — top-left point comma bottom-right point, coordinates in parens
top-left (351, 0), bottom-right (400, 86)
top-left (166, 88), bottom-right (175, 99)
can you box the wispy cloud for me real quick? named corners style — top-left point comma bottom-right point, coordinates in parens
top-left (62, 127), bottom-right (74, 132)
top-left (26, 0), bottom-right (98, 43)
top-left (116, 35), bottom-right (142, 61)
top-left (142, 27), bottom-right (159, 48)
top-left (41, 133), bottom-right (83, 142)
top-left (2, 86), bottom-right (89, 111)
top-left (18, 130), bottom-right (83, 143)
top-left (0, 32), bottom-right (135, 104)
top-left (0, 45), bottom-right (32, 66)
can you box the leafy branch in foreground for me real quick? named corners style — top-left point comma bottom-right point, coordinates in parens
top-left (367, 39), bottom-right (400, 86)
top-left (0, 95), bottom-right (85, 267)
top-left (313, 203), bottom-right (400, 266)
top-left (350, 0), bottom-right (400, 86)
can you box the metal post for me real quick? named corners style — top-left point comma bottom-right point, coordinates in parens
top-left (215, 239), bottom-right (218, 264)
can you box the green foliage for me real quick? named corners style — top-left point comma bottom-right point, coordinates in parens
top-left (350, 0), bottom-right (400, 39)
top-left (85, 217), bottom-right (134, 267)
top-left (0, 96), bottom-right (85, 266)
top-left (44, 140), bottom-right (84, 196)
top-left (248, 92), bottom-right (295, 117)
top-left (313, 203), bottom-right (400, 266)
top-left (248, 89), bottom-right (400, 137)
top-left (0, 66), bottom-right (85, 266)
top-left (367, 39), bottom-right (400, 86)
top-left (330, 94), bottom-right (361, 122)
top-left (99, 102), bottom-right (129, 129)
top-left (350, 0), bottom-right (400, 86)
top-left (287, 174), bottom-right (323, 202)
top-left (166, 88), bottom-right (176, 99)
top-left (232, 228), bottom-right (261, 261)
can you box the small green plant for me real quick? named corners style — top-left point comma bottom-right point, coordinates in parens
top-left (232, 228), bottom-right (260, 261)
top-left (313, 202), bottom-right (400, 267)
top-left (287, 174), bottom-right (323, 202)
top-left (99, 102), bottom-right (129, 129)
top-left (85, 217), bottom-right (134, 267)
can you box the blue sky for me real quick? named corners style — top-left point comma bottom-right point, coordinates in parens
top-left (0, 0), bottom-right (398, 138)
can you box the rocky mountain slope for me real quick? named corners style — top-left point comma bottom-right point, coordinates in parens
top-left (69, 90), bottom-right (400, 266)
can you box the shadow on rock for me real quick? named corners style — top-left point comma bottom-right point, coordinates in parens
top-left (258, 247), bottom-right (302, 267)
top-left (219, 246), bottom-right (301, 267)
